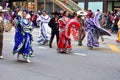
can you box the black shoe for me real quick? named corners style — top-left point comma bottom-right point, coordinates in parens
top-left (78, 43), bottom-right (82, 46)
top-left (49, 45), bottom-right (52, 48)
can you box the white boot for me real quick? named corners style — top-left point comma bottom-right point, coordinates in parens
top-left (0, 56), bottom-right (4, 59)
top-left (102, 41), bottom-right (106, 44)
top-left (26, 58), bottom-right (31, 63)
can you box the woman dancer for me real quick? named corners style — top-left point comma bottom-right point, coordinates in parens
top-left (77, 12), bottom-right (86, 46)
top-left (37, 10), bottom-right (51, 45)
top-left (57, 11), bottom-right (70, 53)
top-left (57, 11), bottom-right (81, 53)
top-left (86, 10), bottom-right (111, 49)
top-left (13, 10), bottom-right (34, 63)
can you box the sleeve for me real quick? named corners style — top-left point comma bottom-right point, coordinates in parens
top-left (59, 19), bottom-right (64, 29)
top-left (48, 18), bottom-right (54, 28)
top-left (36, 15), bottom-right (41, 26)
top-left (36, 15), bottom-right (41, 22)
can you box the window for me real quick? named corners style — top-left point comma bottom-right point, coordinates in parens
top-left (88, 2), bottom-right (103, 13)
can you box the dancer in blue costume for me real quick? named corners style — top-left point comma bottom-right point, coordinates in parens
top-left (86, 10), bottom-right (111, 49)
top-left (13, 10), bottom-right (34, 63)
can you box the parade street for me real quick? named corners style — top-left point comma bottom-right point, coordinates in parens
top-left (1, 28), bottom-right (120, 80)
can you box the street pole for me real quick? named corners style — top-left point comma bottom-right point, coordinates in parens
top-left (44, 0), bottom-right (46, 10)
top-left (84, 0), bottom-right (87, 10)
top-left (53, 0), bottom-right (55, 12)
top-left (34, 0), bottom-right (38, 13)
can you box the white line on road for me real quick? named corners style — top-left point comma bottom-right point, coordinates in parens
top-left (73, 53), bottom-right (87, 56)
top-left (38, 47), bottom-right (47, 49)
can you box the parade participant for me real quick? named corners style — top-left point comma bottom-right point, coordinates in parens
top-left (48, 11), bottom-right (60, 48)
top-left (57, 11), bottom-right (70, 53)
top-left (96, 10), bottom-right (106, 44)
top-left (31, 12), bottom-right (37, 27)
top-left (77, 11), bottom-right (86, 46)
top-left (13, 10), bottom-right (34, 63)
top-left (4, 11), bottom-right (13, 32)
top-left (57, 11), bottom-right (81, 53)
top-left (112, 10), bottom-right (119, 33)
top-left (71, 11), bottom-right (77, 18)
top-left (99, 13), bottom-right (107, 44)
top-left (116, 16), bottom-right (120, 43)
top-left (13, 6), bottom-right (20, 19)
top-left (86, 10), bottom-right (111, 49)
top-left (59, 10), bottom-right (64, 18)
top-left (71, 11), bottom-right (79, 41)
top-left (0, 6), bottom-right (7, 59)
top-left (37, 10), bottom-right (51, 45)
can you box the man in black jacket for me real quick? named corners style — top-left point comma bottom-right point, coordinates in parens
top-left (48, 11), bottom-right (60, 48)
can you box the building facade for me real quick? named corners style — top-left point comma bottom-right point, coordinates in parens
top-left (0, 0), bottom-right (120, 13)
top-left (74, 0), bottom-right (120, 12)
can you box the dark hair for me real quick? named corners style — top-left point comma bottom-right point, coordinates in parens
top-left (87, 11), bottom-right (93, 18)
top-left (23, 9), bottom-right (28, 14)
top-left (42, 10), bottom-right (47, 13)
top-left (77, 15), bottom-right (82, 19)
top-left (97, 9), bottom-right (100, 12)
top-left (62, 11), bottom-right (67, 16)
top-left (73, 12), bottom-right (77, 16)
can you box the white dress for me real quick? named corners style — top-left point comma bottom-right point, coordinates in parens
top-left (37, 14), bottom-right (51, 44)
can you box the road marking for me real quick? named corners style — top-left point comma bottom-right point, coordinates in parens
top-left (108, 44), bottom-right (120, 53)
top-left (38, 46), bottom-right (47, 49)
top-left (73, 53), bottom-right (87, 56)
top-left (7, 39), bottom-right (120, 53)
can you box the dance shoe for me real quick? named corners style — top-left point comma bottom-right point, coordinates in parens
top-left (0, 56), bottom-right (4, 59)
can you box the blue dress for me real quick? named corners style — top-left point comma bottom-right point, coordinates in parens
top-left (13, 17), bottom-right (34, 59)
top-left (86, 18), bottom-right (100, 47)
top-left (86, 17), bottom-right (111, 48)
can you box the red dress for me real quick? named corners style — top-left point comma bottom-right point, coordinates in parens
top-left (57, 17), bottom-right (80, 53)
top-left (57, 16), bottom-right (70, 53)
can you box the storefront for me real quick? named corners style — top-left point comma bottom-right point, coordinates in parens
top-left (8, 0), bottom-right (61, 13)
top-left (9, 0), bottom-right (27, 9)
top-left (74, 0), bottom-right (104, 12)
top-left (74, 0), bottom-right (120, 12)
top-left (37, 0), bottom-right (62, 13)
top-left (8, 0), bottom-right (35, 11)
top-left (108, 1), bottom-right (120, 11)
top-left (88, 1), bottom-right (103, 13)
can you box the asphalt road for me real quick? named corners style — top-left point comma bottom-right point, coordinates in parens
top-left (0, 28), bottom-right (120, 80)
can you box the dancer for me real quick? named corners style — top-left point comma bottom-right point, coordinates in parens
top-left (37, 10), bottom-right (51, 45)
top-left (48, 11), bottom-right (60, 48)
top-left (71, 11), bottom-right (79, 41)
top-left (4, 12), bottom-right (13, 32)
top-left (13, 10), bottom-right (34, 63)
top-left (99, 13), bottom-right (107, 44)
top-left (57, 11), bottom-right (81, 53)
top-left (77, 12), bottom-right (86, 46)
top-left (86, 10), bottom-right (111, 49)
top-left (57, 11), bottom-right (70, 53)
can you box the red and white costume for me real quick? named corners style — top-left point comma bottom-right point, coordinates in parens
top-left (57, 16), bottom-right (80, 53)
